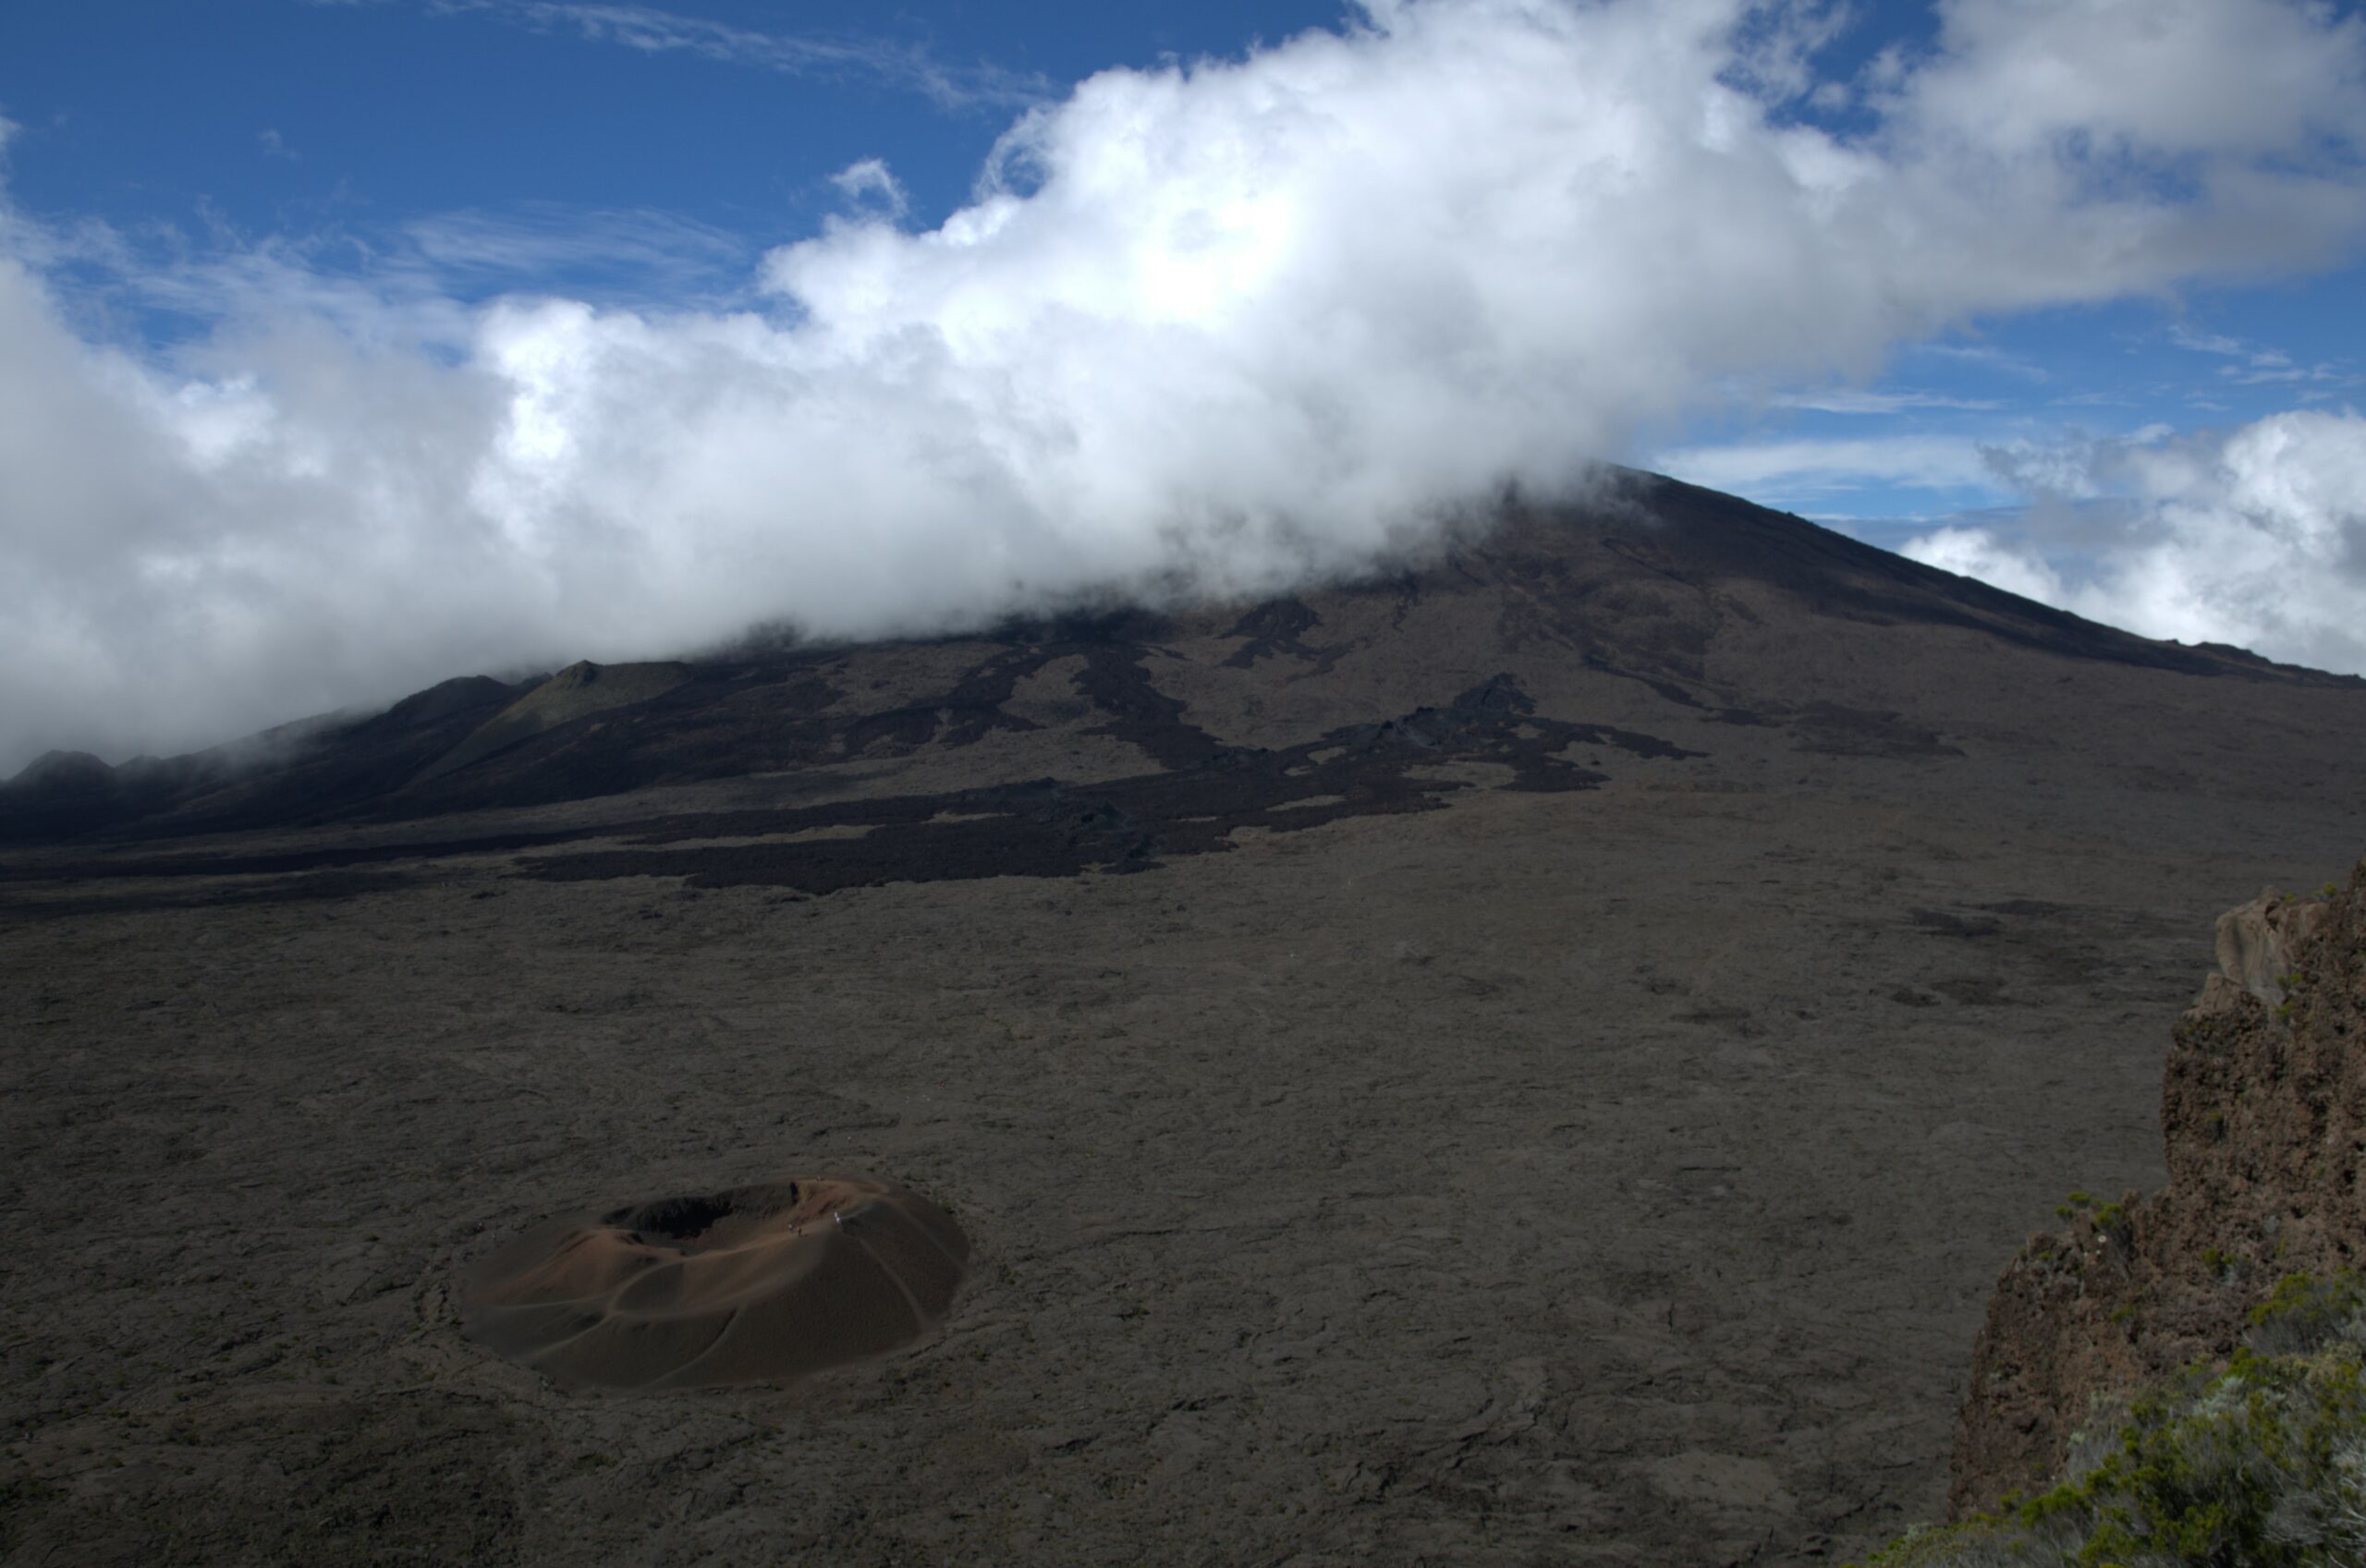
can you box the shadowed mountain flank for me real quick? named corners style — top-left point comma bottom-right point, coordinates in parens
top-left (421, 662), bottom-right (693, 783)
top-left (462, 1176), bottom-right (969, 1393)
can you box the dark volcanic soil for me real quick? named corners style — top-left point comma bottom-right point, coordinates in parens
top-left (4, 475), bottom-right (2364, 1566)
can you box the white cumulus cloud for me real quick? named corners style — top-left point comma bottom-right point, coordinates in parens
top-left (5, 0), bottom-right (2366, 771)
top-left (1903, 409), bottom-right (2366, 674)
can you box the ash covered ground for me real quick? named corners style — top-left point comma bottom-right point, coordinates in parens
top-left (6, 478), bottom-right (2364, 1565)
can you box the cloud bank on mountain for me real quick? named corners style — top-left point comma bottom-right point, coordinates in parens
top-left (1906, 409), bottom-right (2366, 677)
top-left (4, 0), bottom-right (2365, 771)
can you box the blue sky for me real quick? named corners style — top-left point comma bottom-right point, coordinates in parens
top-left (0, 2), bottom-right (1348, 313)
top-left (2, 0), bottom-right (2363, 768)
top-left (1665, 289), bottom-right (2366, 536)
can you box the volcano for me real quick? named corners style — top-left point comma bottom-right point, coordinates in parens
top-left (5, 470), bottom-right (2363, 1566)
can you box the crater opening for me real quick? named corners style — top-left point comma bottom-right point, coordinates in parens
top-left (603, 1189), bottom-right (768, 1247)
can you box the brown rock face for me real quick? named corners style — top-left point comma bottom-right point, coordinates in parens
top-left (2192, 888), bottom-right (2334, 1018)
top-left (460, 1175), bottom-right (969, 1392)
top-left (1948, 863), bottom-right (2366, 1516)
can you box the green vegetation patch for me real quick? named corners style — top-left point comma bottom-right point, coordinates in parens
top-left (419, 660), bottom-right (691, 780)
top-left (1854, 1273), bottom-right (2366, 1567)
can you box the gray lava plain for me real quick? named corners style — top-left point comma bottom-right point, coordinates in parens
top-left (5, 475), bottom-right (2364, 1565)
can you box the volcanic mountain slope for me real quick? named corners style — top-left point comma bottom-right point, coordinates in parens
top-left (1, 469), bottom-right (2344, 871)
top-left (3, 470), bottom-right (2364, 1568)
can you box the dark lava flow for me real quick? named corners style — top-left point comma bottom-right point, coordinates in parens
top-left (522, 673), bottom-right (1695, 893)
top-left (0, 673), bottom-right (1693, 903)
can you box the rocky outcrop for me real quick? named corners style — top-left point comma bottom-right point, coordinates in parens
top-left (1949, 862), bottom-right (2366, 1516)
top-left (2194, 887), bottom-right (2335, 1016)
